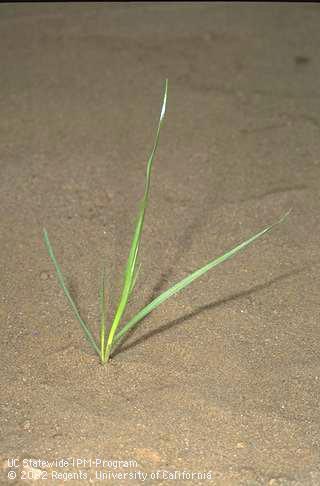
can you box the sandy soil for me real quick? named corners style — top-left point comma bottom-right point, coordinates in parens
top-left (1, 3), bottom-right (320, 485)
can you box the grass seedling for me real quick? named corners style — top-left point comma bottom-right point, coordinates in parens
top-left (43, 79), bottom-right (291, 364)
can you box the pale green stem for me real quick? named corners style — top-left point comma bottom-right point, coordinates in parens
top-left (99, 270), bottom-right (107, 363)
top-left (104, 297), bottom-right (128, 362)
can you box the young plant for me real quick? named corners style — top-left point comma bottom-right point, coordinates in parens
top-left (43, 80), bottom-right (290, 364)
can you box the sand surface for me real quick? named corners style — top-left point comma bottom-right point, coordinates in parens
top-left (1, 3), bottom-right (320, 485)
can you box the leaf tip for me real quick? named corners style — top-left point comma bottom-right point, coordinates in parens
top-left (160, 79), bottom-right (168, 121)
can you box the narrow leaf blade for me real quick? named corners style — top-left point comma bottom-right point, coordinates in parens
top-left (105, 80), bottom-right (168, 353)
top-left (43, 229), bottom-right (101, 357)
top-left (113, 210), bottom-right (291, 347)
top-left (123, 79), bottom-right (168, 294)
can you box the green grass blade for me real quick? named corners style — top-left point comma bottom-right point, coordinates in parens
top-left (104, 80), bottom-right (168, 358)
top-left (99, 268), bottom-right (107, 362)
top-left (112, 210), bottom-right (291, 348)
top-left (43, 229), bottom-right (101, 358)
top-left (123, 78), bottom-right (168, 297)
top-left (129, 260), bottom-right (141, 297)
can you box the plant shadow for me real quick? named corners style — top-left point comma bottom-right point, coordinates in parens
top-left (145, 214), bottom-right (209, 302)
top-left (112, 265), bottom-right (308, 358)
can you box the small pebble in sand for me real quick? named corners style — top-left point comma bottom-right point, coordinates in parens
top-left (39, 271), bottom-right (50, 281)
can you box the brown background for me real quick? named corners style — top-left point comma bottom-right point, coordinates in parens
top-left (1, 3), bottom-right (319, 485)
